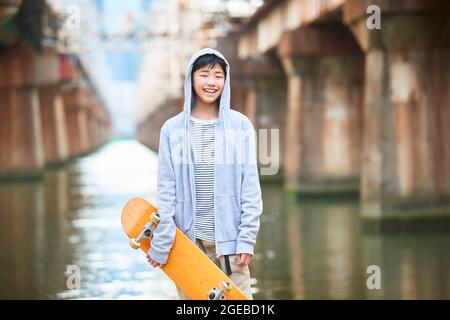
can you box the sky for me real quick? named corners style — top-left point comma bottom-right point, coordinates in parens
top-left (49, 0), bottom-right (264, 137)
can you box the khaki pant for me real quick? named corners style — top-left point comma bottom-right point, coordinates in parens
top-left (176, 239), bottom-right (253, 300)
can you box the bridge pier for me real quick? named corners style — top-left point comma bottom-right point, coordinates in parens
top-left (62, 86), bottom-right (91, 158)
top-left (242, 55), bottom-right (286, 179)
top-left (86, 94), bottom-right (110, 151)
top-left (39, 84), bottom-right (68, 166)
top-left (344, 0), bottom-right (450, 219)
top-left (0, 87), bottom-right (44, 179)
top-left (277, 25), bottom-right (364, 195)
top-left (0, 42), bottom-right (45, 179)
top-left (137, 97), bottom-right (181, 151)
top-left (98, 108), bottom-right (111, 148)
top-left (88, 102), bottom-right (101, 150)
top-left (216, 35), bottom-right (247, 115)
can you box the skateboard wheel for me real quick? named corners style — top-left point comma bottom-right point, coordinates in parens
top-left (129, 238), bottom-right (141, 249)
top-left (151, 213), bottom-right (160, 224)
top-left (220, 281), bottom-right (232, 292)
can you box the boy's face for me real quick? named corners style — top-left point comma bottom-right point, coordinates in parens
top-left (192, 64), bottom-right (225, 106)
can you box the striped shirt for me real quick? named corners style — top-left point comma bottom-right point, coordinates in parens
top-left (190, 115), bottom-right (218, 242)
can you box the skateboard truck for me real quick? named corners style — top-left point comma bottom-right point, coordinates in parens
top-left (207, 280), bottom-right (232, 300)
top-left (129, 213), bottom-right (160, 249)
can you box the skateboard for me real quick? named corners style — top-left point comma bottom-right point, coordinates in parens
top-left (121, 197), bottom-right (248, 300)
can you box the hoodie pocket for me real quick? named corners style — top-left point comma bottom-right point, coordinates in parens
top-left (216, 194), bottom-right (240, 242)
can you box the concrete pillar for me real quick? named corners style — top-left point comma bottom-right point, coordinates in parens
top-left (89, 103), bottom-right (99, 149)
top-left (64, 108), bottom-right (81, 158)
top-left (242, 54), bottom-right (287, 179)
top-left (137, 97), bottom-right (181, 151)
top-left (0, 88), bottom-right (44, 179)
top-left (277, 24), bottom-right (364, 194)
top-left (86, 91), bottom-right (108, 151)
top-left (95, 105), bottom-right (104, 147)
top-left (91, 101), bottom-right (107, 149)
top-left (36, 44), bottom-right (69, 165)
top-left (62, 85), bottom-right (90, 157)
top-left (38, 85), bottom-right (68, 165)
top-left (0, 42), bottom-right (45, 179)
top-left (243, 87), bottom-right (257, 126)
top-left (216, 34), bottom-right (247, 114)
top-left (100, 107), bottom-right (111, 145)
top-left (344, 0), bottom-right (450, 219)
top-left (84, 100), bottom-right (94, 153)
top-left (103, 115), bottom-right (111, 145)
top-left (78, 106), bottom-right (90, 155)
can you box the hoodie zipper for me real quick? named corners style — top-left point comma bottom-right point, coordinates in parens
top-left (182, 49), bottom-right (230, 248)
top-left (188, 118), bottom-right (197, 241)
top-left (213, 120), bottom-right (218, 255)
top-left (213, 107), bottom-right (224, 257)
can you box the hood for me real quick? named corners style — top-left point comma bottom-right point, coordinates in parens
top-left (183, 47), bottom-right (231, 117)
top-left (182, 48), bottom-right (231, 165)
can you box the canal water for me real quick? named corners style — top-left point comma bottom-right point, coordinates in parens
top-left (1, 140), bottom-right (449, 299)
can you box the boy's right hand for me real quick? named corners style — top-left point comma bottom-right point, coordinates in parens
top-left (146, 255), bottom-right (165, 268)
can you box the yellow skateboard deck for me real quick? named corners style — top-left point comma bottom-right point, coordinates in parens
top-left (121, 197), bottom-right (248, 300)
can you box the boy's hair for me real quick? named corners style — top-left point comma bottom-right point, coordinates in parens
top-left (191, 54), bottom-right (227, 81)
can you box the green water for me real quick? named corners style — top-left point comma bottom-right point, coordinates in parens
top-left (0, 140), bottom-right (449, 299)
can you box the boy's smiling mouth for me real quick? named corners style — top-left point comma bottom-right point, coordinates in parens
top-left (203, 88), bottom-right (218, 95)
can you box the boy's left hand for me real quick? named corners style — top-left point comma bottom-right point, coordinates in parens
top-left (235, 253), bottom-right (253, 266)
top-left (146, 255), bottom-right (165, 268)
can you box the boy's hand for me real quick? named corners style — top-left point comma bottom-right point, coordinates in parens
top-left (235, 253), bottom-right (253, 266)
top-left (146, 255), bottom-right (165, 268)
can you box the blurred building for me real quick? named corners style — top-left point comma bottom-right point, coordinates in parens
top-left (234, 0), bottom-right (450, 221)
top-left (136, 0), bottom-right (450, 222)
top-left (0, 0), bottom-right (111, 179)
top-left (136, 0), bottom-right (263, 150)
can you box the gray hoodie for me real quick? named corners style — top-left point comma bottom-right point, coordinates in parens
top-left (149, 48), bottom-right (263, 264)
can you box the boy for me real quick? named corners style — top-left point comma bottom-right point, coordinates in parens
top-left (146, 48), bottom-right (263, 300)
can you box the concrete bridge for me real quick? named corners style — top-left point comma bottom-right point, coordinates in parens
top-left (235, 0), bottom-right (450, 220)
top-left (137, 0), bottom-right (450, 221)
top-left (0, 0), bottom-right (111, 180)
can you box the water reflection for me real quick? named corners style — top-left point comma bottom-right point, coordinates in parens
top-left (362, 232), bottom-right (450, 299)
top-left (0, 182), bottom-right (44, 298)
top-left (253, 183), bottom-right (450, 299)
top-left (58, 140), bottom-right (175, 299)
top-left (0, 140), bottom-right (176, 299)
top-left (1, 140), bottom-right (450, 299)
